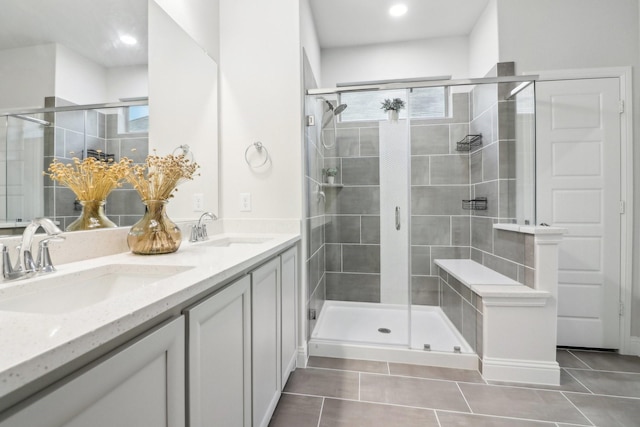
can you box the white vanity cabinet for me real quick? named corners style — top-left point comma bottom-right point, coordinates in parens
top-left (185, 275), bottom-right (252, 427)
top-left (280, 247), bottom-right (297, 386)
top-left (0, 317), bottom-right (185, 427)
top-left (187, 248), bottom-right (298, 427)
top-left (251, 258), bottom-right (282, 427)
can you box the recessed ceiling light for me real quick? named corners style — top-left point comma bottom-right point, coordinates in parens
top-left (119, 34), bottom-right (138, 45)
top-left (389, 4), bottom-right (408, 17)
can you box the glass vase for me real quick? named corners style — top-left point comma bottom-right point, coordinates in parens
top-left (66, 200), bottom-right (117, 231)
top-left (127, 200), bottom-right (182, 255)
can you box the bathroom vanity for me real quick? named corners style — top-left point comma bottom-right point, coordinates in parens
top-left (0, 232), bottom-right (299, 427)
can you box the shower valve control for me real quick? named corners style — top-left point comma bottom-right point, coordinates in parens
top-left (306, 115), bottom-right (315, 126)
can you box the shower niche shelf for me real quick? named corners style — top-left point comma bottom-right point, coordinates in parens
top-left (456, 134), bottom-right (482, 151)
top-left (321, 183), bottom-right (344, 189)
top-left (462, 197), bottom-right (487, 210)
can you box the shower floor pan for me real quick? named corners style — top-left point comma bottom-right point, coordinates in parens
top-left (309, 301), bottom-right (478, 370)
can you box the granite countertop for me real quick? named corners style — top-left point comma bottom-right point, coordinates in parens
top-left (0, 232), bottom-right (300, 402)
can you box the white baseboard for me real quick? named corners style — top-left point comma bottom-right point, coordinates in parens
top-left (482, 357), bottom-right (560, 386)
top-left (625, 336), bottom-right (640, 356)
top-left (296, 344), bottom-right (308, 368)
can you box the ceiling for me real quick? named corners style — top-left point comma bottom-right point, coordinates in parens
top-left (309, 0), bottom-right (491, 49)
top-left (0, 0), bottom-right (148, 68)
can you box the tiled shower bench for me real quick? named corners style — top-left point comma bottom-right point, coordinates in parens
top-left (435, 259), bottom-right (560, 386)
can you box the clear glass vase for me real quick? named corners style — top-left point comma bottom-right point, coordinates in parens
top-left (127, 200), bottom-right (182, 255)
top-left (66, 200), bottom-right (117, 231)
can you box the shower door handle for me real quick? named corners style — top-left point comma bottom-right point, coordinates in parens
top-left (395, 206), bottom-right (401, 230)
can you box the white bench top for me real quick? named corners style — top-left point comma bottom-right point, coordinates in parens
top-left (434, 259), bottom-right (550, 299)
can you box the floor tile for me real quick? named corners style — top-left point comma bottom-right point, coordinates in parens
top-left (319, 398), bottom-right (439, 427)
top-left (268, 394), bottom-right (323, 427)
top-left (569, 350), bottom-right (640, 373)
top-left (360, 373), bottom-right (470, 412)
top-left (308, 356), bottom-right (388, 374)
top-left (436, 411), bottom-right (557, 426)
top-left (565, 392), bottom-right (640, 427)
top-left (389, 363), bottom-right (484, 383)
top-left (566, 369), bottom-right (640, 398)
top-left (283, 368), bottom-right (359, 399)
top-left (457, 383), bottom-right (589, 424)
top-left (488, 369), bottom-right (590, 393)
top-left (557, 350), bottom-right (590, 369)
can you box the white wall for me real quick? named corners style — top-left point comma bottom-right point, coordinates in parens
top-left (153, 0), bottom-right (220, 62)
top-left (497, 0), bottom-right (638, 73)
top-left (149, 1), bottom-right (219, 220)
top-left (219, 0), bottom-right (302, 220)
top-left (0, 45), bottom-right (56, 111)
top-left (54, 44), bottom-right (108, 105)
top-left (106, 66), bottom-right (148, 101)
top-left (469, 0), bottom-right (499, 78)
top-left (321, 36), bottom-right (469, 88)
top-left (496, 0), bottom-right (640, 341)
top-left (300, 0), bottom-right (322, 85)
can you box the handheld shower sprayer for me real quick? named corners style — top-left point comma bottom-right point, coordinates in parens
top-left (318, 97), bottom-right (348, 150)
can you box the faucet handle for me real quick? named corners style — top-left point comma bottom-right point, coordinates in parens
top-left (2, 245), bottom-right (14, 278)
top-left (36, 236), bottom-right (64, 273)
top-left (189, 224), bottom-right (199, 242)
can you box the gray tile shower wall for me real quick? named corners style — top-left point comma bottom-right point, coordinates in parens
top-left (43, 97), bottom-right (148, 229)
top-left (438, 267), bottom-right (483, 358)
top-left (303, 53), bottom-right (326, 340)
top-left (323, 118), bottom-right (381, 303)
top-left (410, 92), bottom-right (472, 304)
top-left (467, 63), bottom-right (535, 287)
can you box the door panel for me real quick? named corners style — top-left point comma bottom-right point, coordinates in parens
top-left (536, 78), bottom-right (621, 349)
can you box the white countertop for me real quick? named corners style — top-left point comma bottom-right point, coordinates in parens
top-left (0, 232), bottom-right (299, 401)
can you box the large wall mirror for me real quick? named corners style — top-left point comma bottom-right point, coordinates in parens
top-left (0, 0), bottom-right (218, 232)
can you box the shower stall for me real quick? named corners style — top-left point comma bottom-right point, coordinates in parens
top-left (0, 100), bottom-right (149, 231)
top-left (303, 68), bottom-right (536, 369)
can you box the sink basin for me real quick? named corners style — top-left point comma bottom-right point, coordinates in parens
top-left (197, 236), bottom-right (272, 247)
top-left (0, 264), bottom-right (192, 315)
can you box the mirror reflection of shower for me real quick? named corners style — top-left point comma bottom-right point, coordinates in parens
top-left (318, 97), bottom-right (347, 149)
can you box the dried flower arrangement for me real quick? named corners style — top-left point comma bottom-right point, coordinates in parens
top-left (45, 155), bottom-right (130, 201)
top-left (44, 154), bottom-right (132, 231)
top-left (125, 153), bottom-right (200, 255)
top-left (125, 153), bottom-right (200, 201)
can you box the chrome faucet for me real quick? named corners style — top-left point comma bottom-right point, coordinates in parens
top-left (2, 218), bottom-right (65, 281)
top-left (190, 212), bottom-right (218, 242)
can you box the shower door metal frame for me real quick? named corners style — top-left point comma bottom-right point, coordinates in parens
top-left (307, 75), bottom-right (539, 96)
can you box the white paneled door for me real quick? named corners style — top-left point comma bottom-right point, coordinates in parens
top-left (536, 78), bottom-right (621, 349)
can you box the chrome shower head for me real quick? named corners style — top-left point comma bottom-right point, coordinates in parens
top-left (321, 98), bottom-right (347, 116)
top-left (333, 103), bottom-right (347, 115)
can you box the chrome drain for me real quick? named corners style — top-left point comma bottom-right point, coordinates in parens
top-left (378, 328), bottom-right (391, 334)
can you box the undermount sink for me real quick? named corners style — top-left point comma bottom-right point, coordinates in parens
top-left (0, 264), bottom-right (193, 315)
top-left (196, 236), bottom-right (272, 247)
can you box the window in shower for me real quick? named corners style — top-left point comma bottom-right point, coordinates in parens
top-left (339, 87), bottom-right (447, 122)
top-left (125, 105), bottom-right (149, 133)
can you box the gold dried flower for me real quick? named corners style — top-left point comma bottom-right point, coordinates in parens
top-left (45, 156), bottom-right (131, 201)
top-left (125, 153), bottom-right (199, 201)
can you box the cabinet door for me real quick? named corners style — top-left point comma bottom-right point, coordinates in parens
top-left (280, 247), bottom-right (297, 386)
top-left (1, 317), bottom-right (185, 427)
top-left (186, 275), bottom-right (251, 427)
top-left (251, 258), bottom-right (281, 427)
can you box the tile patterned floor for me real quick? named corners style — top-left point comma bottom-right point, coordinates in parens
top-left (269, 350), bottom-right (640, 427)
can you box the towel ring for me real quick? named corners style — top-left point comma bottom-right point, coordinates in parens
top-left (173, 144), bottom-right (194, 162)
top-left (244, 141), bottom-right (269, 168)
